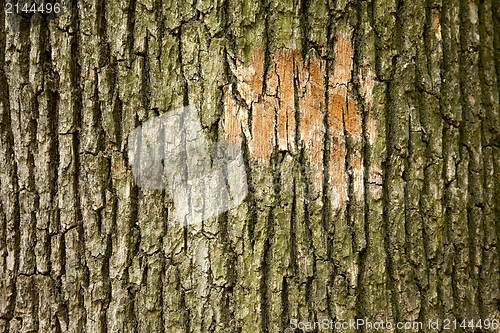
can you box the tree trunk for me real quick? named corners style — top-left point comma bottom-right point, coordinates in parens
top-left (1, 0), bottom-right (500, 332)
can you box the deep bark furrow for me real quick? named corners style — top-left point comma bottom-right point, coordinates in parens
top-left (477, 0), bottom-right (500, 323)
top-left (357, 0), bottom-right (393, 328)
top-left (459, 0), bottom-right (482, 321)
top-left (0, 15), bottom-right (22, 329)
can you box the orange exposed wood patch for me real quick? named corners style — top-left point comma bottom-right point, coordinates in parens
top-left (250, 51), bottom-right (265, 98)
top-left (250, 100), bottom-right (275, 166)
top-left (328, 87), bottom-right (348, 210)
top-left (367, 114), bottom-right (377, 145)
top-left (299, 52), bottom-right (326, 191)
top-left (432, 9), bottom-right (442, 41)
top-left (332, 34), bottom-right (354, 84)
top-left (334, 34), bottom-right (364, 205)
top-left (329, 87), bottom-right (346, 132)
top-left (345, 96), bottom-right (362, 137)
top-left (330, 34), bottom-right (361, 138)
top-left (327, 34), bottom-right (366, 208)
top-left (275, 50), bottom-right (298, 152)
top-left (351, 153), bottom-right (364, 202)
top-left (228, 49), bottom-right (274, 166)
top-left (222, 33), bottom-right (371, 208)
top-left (224, 85), bottom-right (243, 145)
top-left (234, 50), bottom-right (266, 105)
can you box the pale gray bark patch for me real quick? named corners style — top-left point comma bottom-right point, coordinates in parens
top-left (127, 105), bottom-right (247, 225)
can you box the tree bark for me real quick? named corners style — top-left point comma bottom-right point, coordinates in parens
top-left (0, 0), bottom-right (499, 332)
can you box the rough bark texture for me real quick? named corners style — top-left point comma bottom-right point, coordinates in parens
top-left (0, 0), bottom-right (500, 332)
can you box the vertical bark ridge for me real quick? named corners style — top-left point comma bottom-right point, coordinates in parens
top-left (35, 12), bottom-right (63, 333)
top-left (0, 3), bottom-right (22, 331)
top-left (79, 1), bottom-right (113, 332)
top-left (478, 0), bottom-right (500, 324)
top-left (326, 0), bottom-right (363, 327)
top-left (384, 0), bottom-right (425, 327)
top-left (374, 0), bottom-right (401, 326)
top-left (5, 7), bottom-right (41, 332)
top-left (106, 0), bottom-right (141, 330)
top-left (61, 3), bottom-right (88, 330)
top-left (416, 0), bottom-right (445, 328)
top-left (441, 0), bottom-right (463, 325)
top-left (458, 0), bottom-right (481, 321)
top-left (356, 0), bottom-right (396, 328)
top-left (494, 0), bottom-right (500, 125)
